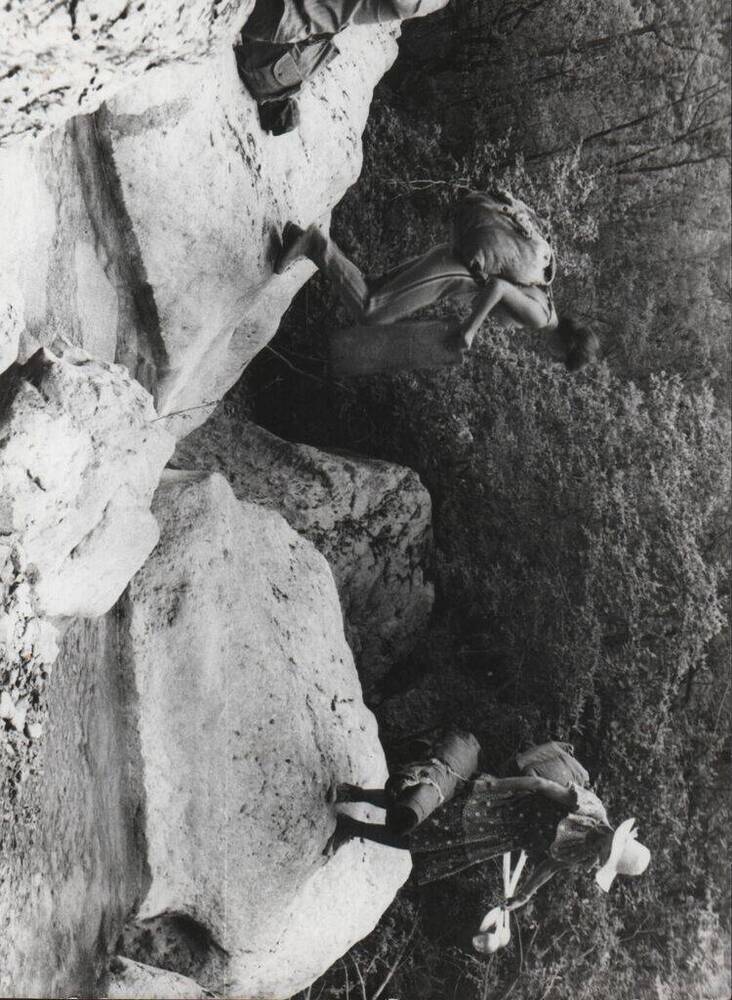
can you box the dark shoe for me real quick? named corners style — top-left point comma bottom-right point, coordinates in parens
top-left (258, 97), bottom-right (300, 136)
top-left (322, 815), bottom-right (357, 857)
top-left (333, 782), bottom-right (362, 804)
top-left (274, 221), bottom-right (309, 274)
top-left (386, 802), bottom-right (421, 836)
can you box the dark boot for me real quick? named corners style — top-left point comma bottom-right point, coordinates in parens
top-left (331, 783), bottom-right (389, 807)
top-left (274, 221), bottom-right (316, 274)
top-left (322, 814), bottom-right (360, 857)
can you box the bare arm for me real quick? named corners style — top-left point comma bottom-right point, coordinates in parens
top-left (461, 278), bottom-right (553, 348)
top-left (486, 775), bottom-right (576, 807)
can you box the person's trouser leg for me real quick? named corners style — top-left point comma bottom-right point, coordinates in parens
top-left (306, 228), bottom-right (374, 323)
top-left (306, 230), bottom-right (476, 325)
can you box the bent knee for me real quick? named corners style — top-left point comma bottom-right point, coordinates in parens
top-left (355, 293), bottom-right (383, 325)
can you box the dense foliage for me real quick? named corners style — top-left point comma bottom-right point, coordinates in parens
top-left (264, 337), bottom-right (729, 1000)
top-left (239, 1), bottom-right (730, 996)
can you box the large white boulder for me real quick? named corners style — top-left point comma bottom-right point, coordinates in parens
top-left (0, 22), bottom-right (398, 438)
top-left (0, 343), bottom-right (174, 618)
top-left (121, 471), bottom-right (410, 998)
top-left (175, 407), bottom-right (434, 686)
top-left (0, 1), bottom-right (255, 148)
top-left (95, 23), bottom-right (399, 433)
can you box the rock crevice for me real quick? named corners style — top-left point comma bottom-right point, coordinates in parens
top-left (69, 113), bottom-right (168, 396)
top-left (175, 408), bottom-right (435, 687)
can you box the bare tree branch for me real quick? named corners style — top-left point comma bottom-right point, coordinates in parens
top-left (371, 915), bottom-right (420, 1000)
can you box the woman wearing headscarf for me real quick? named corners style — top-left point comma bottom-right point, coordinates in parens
top-left (330, 736), bottom-right (650, 918)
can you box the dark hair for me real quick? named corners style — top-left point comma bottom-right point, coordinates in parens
top-left (555, 316), bottom-right (600, 372)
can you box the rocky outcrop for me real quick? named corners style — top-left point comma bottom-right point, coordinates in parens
top-left (0, 22), bottom-right (399, 437)
top-left (0, 343), bottom-right (174, 619)
top-left (105, 957), bottom-right (211, 1000)
top-left (0, 614), bottom-right (148, 999)
top-left (0, 1), bottom-right (255, 148)
top-left (1, 5), bottom-right (418, 998)
top-left (0, 343), bottom-right (173, 757)
top-left (0, 279), bottom-right (23, 374)
top-left (175, 406), bottom-right (434, 686)
top-left (119, 472), bottom-right (410, 998)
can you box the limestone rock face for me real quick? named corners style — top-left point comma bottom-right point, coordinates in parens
top-left (0, 121), bottom-right (135, 374)
top-left (0, 24), bottom-right (398, 439)
top-left (122, 472), bottom-right (410, 998)
top-left (0, 615), bottom-right (149, 999)
top-left (0, 1), bottom-right (255, 148)
top-left (105, 957), bottom-right (210, 1000)
top-left (0, 541), bottom-right (60, 740)
top-left (1, 7), bottom-right (413, 998)
top-left (0, 343), bottom-right (174, 618)
top-left (175, 408), bottom-right (434, 686)
top-left (0, 279), bottom-right (23, 374)
top-left (0, 335), bottom-right (170, 998)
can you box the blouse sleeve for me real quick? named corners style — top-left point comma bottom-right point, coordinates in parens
top-left (547, 786), bottom-right (611, 869)
top-left (568, 784), bottom-right (610, 826)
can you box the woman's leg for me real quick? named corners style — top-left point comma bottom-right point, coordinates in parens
top-left (276, 223), bottom-right (476, 325)
top-left (335, 813), bottom-right (410, 850)
top-left (361, 245), bottom-right (476, 324)
top-left (336, 783), bottom-right (390, 808)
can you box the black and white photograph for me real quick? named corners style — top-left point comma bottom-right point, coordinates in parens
top-left (0, 2), bottom-right (730, 998)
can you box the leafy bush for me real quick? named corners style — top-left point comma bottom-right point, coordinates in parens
top-left (276, 341), bottom-right (729, 1000)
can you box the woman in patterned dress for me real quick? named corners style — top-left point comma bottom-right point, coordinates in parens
top-left (332, 772), bottom-right (650, 906)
